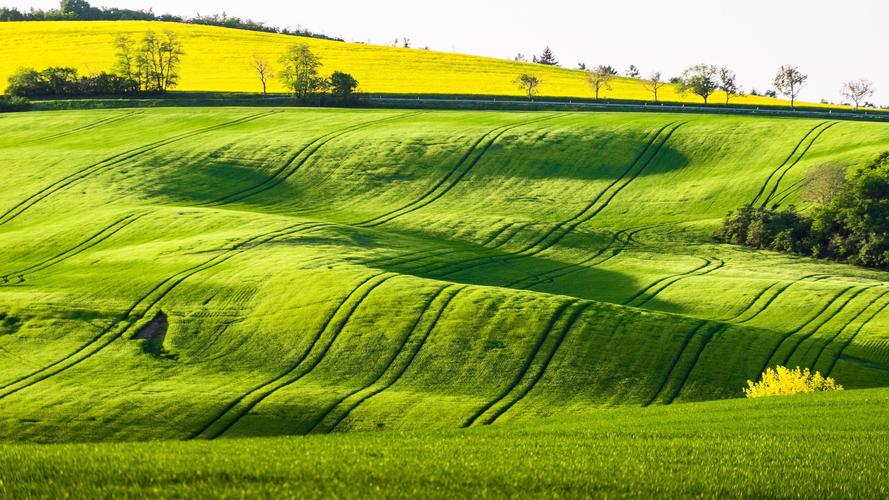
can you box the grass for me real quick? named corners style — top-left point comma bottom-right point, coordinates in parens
top-left (1, 388), bottom-right (888, 498)
top-left (0, 20), bottom-right (849, 109)
top-left (1, 106), bottom-right (889, 493)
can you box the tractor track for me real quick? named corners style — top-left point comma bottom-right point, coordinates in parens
top-left (192, 272), bottom-right (395, 439)
top-left (0, 211), bottom-right (149, 284)
top-left (642, 321), bottom-right (709, 406)
top-left (760, 122), bottom-right (837, 208)
top-left (824, 294), bottom-right (889, 377)
top-left (357, 114), bottom-right (566, 228)
top-left (749, 121), bottom-right (829, 207)
top-left (810, 288), bottom-right (889, 371)
top-left (0, 110), bottom-right (280, 227)
top-left (0, 220), bottom-right (329, 399)
top-left (22, 111), bottom-right (143, 145)
top-left (203, 112), bottom-right (425, 206)
top-left (632, 258), bottom-right (725, 309)
top-left (310, 284), bottom-right (465, 434)
top-left (663, 323), bottom-right (727, 404)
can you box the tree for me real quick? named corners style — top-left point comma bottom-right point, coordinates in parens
top-left (841, 79), bottom-right (875, 110)
top-left (577, 62), bottom-right (587, 71)
top-left (136, 31), bottom-right (184, 94)
top-left (514, 53), bottom-right (527, 62)
top-left (329, 71), bottom-right (358, 100)
top-left (678, 64), bottom-right (719, 104)
top-left (515, 73), bottom-right (541, 99)
top-left (279, 43), bottom-right (324, 98)
top-left (536, 46), bottom-right (558, 66)
top-left (773, 65), bottom-right (807, 109)
top-left (626, 65), bottom-right (640, 78)
top-left (587, 66), bottom-right (614, 100)
top-left (251, 55), bottom-right (273, 95)
top-left (718, 66), bottom-right (740, 104)
top-left (644, 71), bottom-right (666, 102)
top-left (802, 163), bottom-right (847, 208)
top-left (402, 38), bottom-right (411, 48)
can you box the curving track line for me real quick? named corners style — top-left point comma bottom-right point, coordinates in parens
top-left (632, 258), bottom-right (725, 309)
top-left (0, 221), bottom-right (329, 399)
top-left (663, 323), bottom-right (727, 404)
top-left (357, 114), bottom-right (566, 228)
top-left (810, 288), bottom-right (889, 371)
top-left (749, 121), bottom-right (829, 207)
top-left (0, 211), bottom-right (149, 284)
top-left (0, 111), bottom-right (280, 227)
top-left (760, 122), bottom-right (837, 208)
top-left (824, 295), bottom-right (889, 377)
top-left (191, 272), bottom-right (396, 439)
top-left (642, 321), bottom-right (709, 406)
top-left (203, 112), bottom-right (425, 206)
top-left (311, 285), bottom-right (465, 434)
top-left (21, 111), bottom-right (143, 145)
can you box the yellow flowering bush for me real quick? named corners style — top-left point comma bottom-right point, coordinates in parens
top-left (744, 366), bottom-right (843, 398)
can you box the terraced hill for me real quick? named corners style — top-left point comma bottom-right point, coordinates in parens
top-left (0, 21), bottom-right (822, 107)
top-left (1, 108), bottom-right (888, 443)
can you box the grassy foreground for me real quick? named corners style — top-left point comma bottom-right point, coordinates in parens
top-left (0, 20), bottom-right (831, 108)
top-left (1, 388), bottom-right (887, 498)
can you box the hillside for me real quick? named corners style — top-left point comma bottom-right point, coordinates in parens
top-left (3, 388), bottom-right (888, 497)
top-left (1, 108), bottom-right (888, 443)
top-left (0, 21), bottom-right (827, 107)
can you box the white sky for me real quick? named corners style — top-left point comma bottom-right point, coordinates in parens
top-left (5, 0), bottom-right (887, 105)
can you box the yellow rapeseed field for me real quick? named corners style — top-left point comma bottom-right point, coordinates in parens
top-left (0, 21), bottom-right (828, 107)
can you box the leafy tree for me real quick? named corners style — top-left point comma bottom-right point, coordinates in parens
top-left (841, 79), bottom-right (875, 110)
top-left (252, 55), bottom-right (273, 95)
top-left (514, 73), bottom-right (541, 99)
top-left (773, 65), bottom-right (807, 109)
top-left (279, 43), bottom-right (324, 98)
top-left (626, 65), bottom-right (640, 78)
top-left (587, 66), bottom-right (614, 100)
top-left (802, 163), bottom-right (847, 208)
top-left (136, 31), bottom-right (184, 94)
top-left (718, 66), bottom-right (740, 104)
top-left (644, 71), bottom-right (666, 102)
top-left (536, 46), bottom-right (558, 66)
top-left (678, 64), bottom-right (719, 104)
top-left (328, 71), bottom-right (358, 99)
top-left (577, 62), bottom-right (587, 71)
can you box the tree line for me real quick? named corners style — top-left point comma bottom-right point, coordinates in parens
top-left (716, 153), bottom-right (889, 270)
top-left (6, 31), bottom-right (184, 97)
top-left (0, 0), bottom-right (343, 42)
top-left (514, 46), bottom-right (878, 110)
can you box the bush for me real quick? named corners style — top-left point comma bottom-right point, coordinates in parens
top-left (744, 366), bottom-right (843, 398)
top-left (6, 67), bottom-right (140, 98)
top-left (0, 94), bottom-right (30, 112)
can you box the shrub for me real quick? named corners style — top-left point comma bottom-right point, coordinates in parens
top-left (744, 366), bottom-right (843, 398)
top-left (0, 94), bottom-right (29, 112)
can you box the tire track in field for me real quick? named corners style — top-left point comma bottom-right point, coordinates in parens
top-left (631, 258), bottom-right (725, 309)
top-left (192, 272), bottom-right (396, 439)
top-left (736, 274), bottom-right (832, 324)
top-left (461, 299), bottom-right (577, 428)
top-left (622, 257), bottom-right (714, 307)
top-left (748, 121), bottom-right (829, 207)
top-left (202, 112), bottom-right (425, 206)
top-left (778, 284), bottom-right (880, 367)
top-left (642, 321), bottom-right (709, 406)
top-left (662, 323), bottom-right (727, 404)
top-left (722, 274), bottom-right (826, 323)
top-left (754, 284), bottom-right (858, 375)
top-left (810, 288), bottom-right (889, 371)
top-left (311, 285), bottom-right (465, 434)
top-left (0, 211), bottom-right (149, 284)
top-left (0, 221), bottom-right (329, 399)
top-left (357, 114), bottom-right (566, 228)
top-left (0, 110), bottom-right (280, 227)
top-left (21, 111), bottom-right (143, 145)
top-left (470, 302), bottom-right (591, 426)
top-left (761, 122), bottom-right (837, 208)
top-left (825, 295), bottom-right (889, 377)
top-left (421, 122), bottom-right (685, 279)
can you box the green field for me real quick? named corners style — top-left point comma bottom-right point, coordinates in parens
top-left (1, 107), bottom-right (888, 495)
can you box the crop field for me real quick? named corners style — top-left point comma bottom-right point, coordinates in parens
top-left (1, 107), bottom-right (889, 450)
top-left (2, 387), bottom-right (888, 498)
top-left (0, 21), bottom-right (835, 107)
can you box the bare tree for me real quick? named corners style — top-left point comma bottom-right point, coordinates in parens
top-left (587, 66), bottom-right (614, 100)
top-left (841, 79), bottom-right (875, 110)
top-left (252, 55), bottom-right (272, 96)
top-left (644, 71), bottom-right (666, 102)
top-left (718, 66), bottom-right (740, 104)
top-left (678, 64), bottom-right (719, 104)
top-left (773, 65), bottom-right (808, 109)
top-left (515, 73), bottom-right (542, 100)
top-left (802, 163), bottom-right (847, 207)
top-left (402, 37), bottom-right (411, 48)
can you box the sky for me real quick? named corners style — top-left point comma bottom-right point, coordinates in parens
top-left (5, 0), bottom-right (887, 105)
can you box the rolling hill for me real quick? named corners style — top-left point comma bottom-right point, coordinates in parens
top-left (0, 20), bottom-right (833, 107)
top-left (1, 107), bottom-right (888, 445)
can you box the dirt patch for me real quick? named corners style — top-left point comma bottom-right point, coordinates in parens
top-left (131, 311), bottom-right (168, 345)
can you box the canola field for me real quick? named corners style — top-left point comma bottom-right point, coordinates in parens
top-left (1, 108), bottom-right (888, 445)
top-left (0, 21), bottom-right (831, 106)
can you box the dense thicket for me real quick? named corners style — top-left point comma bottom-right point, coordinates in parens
top-left (0, 94), bottom-right (29, 112)
top-left (717, 153), bottom-right (889, 269)
top-left (0, 0), bottom-right (342, 42)
top-left (6, 67), bottom-right (138, 98)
